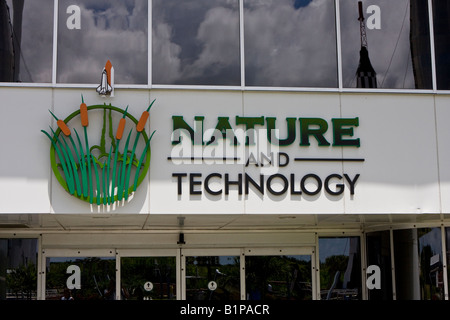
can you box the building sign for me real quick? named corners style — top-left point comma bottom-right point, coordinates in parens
top-left (168, 115), bottom-right (363, 198)
top-left (42, 98), bottom-right (155, 205)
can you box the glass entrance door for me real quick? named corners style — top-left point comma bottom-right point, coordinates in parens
top-left (42, 249), bottom-right (116, 300)
top-left (42, 247), bottom-right (315, 300)
top-left (181, 248), bottom-right (315, 301)
top-left (118, 249), bottom-right (179, 300)
top-left (244, 248), bottom-right (315, 301)
top-left (182, 249), bottom-right (242, 300)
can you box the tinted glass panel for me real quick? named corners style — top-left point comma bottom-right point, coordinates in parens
top-left (418, 228), bottom-right (444, 300)
top-left (45, 256), bottom-right (116, 300)
top-left (340, 0), bottom-right (433, 89)
top-left (0, 0), bottom-right (53, 83)
top-left (393, 229), bottom-right (419, 299)
top-left (366, 231), bottom-right (392, 300)
top-left (185, 255), bottom-right (240, 300)
top-left (57, 0), bottom-right (148, 84)
top-left (0, 238), bottom-right (38, 300)
top-left (319, 237), bottom-right (361, 300)
top-left (244, 0), bottom-right (338, 88)
top-left (152, 0), bottom-right (241, 86)
top-left (246, 255), bottom-right (312, 300)
top-left (432, 0), bottom-right (450, 90)
top-left (121, 257), bottom-right (177, 300)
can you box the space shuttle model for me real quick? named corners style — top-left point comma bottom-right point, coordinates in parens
top-left (96, 60), bottom-right (114, 97)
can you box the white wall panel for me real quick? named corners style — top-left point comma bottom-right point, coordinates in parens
top-left (436, 95), bottom-right (450, 213)
top-left (342, 93), bottom-right (440, 213)
top-left (0, 88), bottom-right (53, 213)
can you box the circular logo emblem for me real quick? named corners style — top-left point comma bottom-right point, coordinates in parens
top-left (42, 100), bottom-right (155, 205)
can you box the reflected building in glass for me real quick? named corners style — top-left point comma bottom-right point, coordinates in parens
top-left (355, 1), bottom-right (377, 88)
top-left (410, 0), bottom-right (433, 89)
top-left (0, 0), bottom-right (14, 81)
top-left (0, 0), bottom-right (53, 83)
top-left (341, 0), bottom-right (433, 90)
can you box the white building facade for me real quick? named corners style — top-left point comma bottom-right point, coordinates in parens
top-left (1, 0), bottom-right (450, 301)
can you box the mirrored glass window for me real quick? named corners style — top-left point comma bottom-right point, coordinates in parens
top-left (0, 238), bottom-right (38, 300)
top-left (0, 0), bottom-right (53, 83)
top-left (417, 228), bottom-right (443, 300)
top-left (432, 0), bottom-right (450, 90)
top-left (340, 0), bottom-right (433, 89)
top-left (57, 0), bottom-right (148, 84)
top-left (152, 0), bottom-right (241, 86)
top-left (244, 0), bottom-right (338, 88)
top-left (319, 237), bottom-right (361, 300)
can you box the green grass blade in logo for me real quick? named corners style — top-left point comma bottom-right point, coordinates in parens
top-left (41, 129), bottom-right (74, 195)
top-left (134, 130), bottom-right (155, 191)
top-left (49, 126), bottom-right (76, 195)
top-left (92, 155), bottom-right (101, 205)
top-left (83, 126), bottom-right (93, 203)
top-left (124, 131), bottom-right (140, 200)
top-left (74, 129), bottom-right (88, 198)
top-left (106, 144), bottom-right (113, 204)
top-left (118, 129), bottom-right (133, 202)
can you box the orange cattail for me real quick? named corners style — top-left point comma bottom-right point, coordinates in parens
top-left (80, 103), bottom-right (88, 127)
top-left (49, 110), bottom-right (71, 136)
top-left (116, 118), bottom-right (126, 140)
top-left (136, 100), bottom-right (155, 132)
top-left (136, 111), bottom-right (149, 132)
top-left (80, 94), bottom-right (88, 127)
top-left (57, 120), bottom-right (71, 136)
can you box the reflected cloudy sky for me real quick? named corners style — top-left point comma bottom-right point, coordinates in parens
top-left (1, 0), bottom-right (439, 88)
top-left (244, 0), bottom-right (338, 88)
top-left (152, 0), bottom-right (241, 85)
top-left (57, 0), bottom-right (148, 84)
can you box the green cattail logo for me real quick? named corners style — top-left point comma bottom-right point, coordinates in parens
top-left (42, 96), bottom-right (156, 205)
